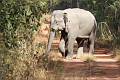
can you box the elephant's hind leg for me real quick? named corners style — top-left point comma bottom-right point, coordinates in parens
top-left (76, 38), bottom-right (84, 59)
top-left (89, 32), bottom-right (95, 54)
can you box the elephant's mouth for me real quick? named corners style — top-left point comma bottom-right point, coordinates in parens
top-left (50, 28), bottom-right (57, 32)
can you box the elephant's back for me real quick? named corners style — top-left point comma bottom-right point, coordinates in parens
top-left (64, 8), bottom-right (96, 23)
top-left (64, 8), bottom-right (96, 37)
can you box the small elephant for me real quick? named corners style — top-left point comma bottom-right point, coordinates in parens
top-left (44, 8), bottom-right (97, 59)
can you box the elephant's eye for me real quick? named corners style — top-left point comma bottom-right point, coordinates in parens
top-left (55, 21), bottom-right (58, 25)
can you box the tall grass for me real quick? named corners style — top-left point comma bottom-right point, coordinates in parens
top-left (0, 0), bottom-right (63, 79)
top-left (0, 34), bottom-right (63, 80)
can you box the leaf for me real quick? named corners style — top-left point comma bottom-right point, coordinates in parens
top-left (92, 0), bottom-right (97, 5)
top-left (53, 0), bottom-right (59, 3)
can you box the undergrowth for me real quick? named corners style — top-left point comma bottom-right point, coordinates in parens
top-left (96, 38), bottom-right (120, 61)
top-left (111, 46), bottom-right (120, 61)
top-left (0, 37), bottom-right (63, 80)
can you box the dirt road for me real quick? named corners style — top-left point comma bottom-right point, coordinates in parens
top-left (48, 37), bottom-right (120, 80)
top-left (39, 36), bottom-right (120, 80)
top-left (34, 27), bottom-right (120, 80)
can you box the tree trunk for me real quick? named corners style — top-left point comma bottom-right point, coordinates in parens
top-left (50, 0), bottom-right (53, 11)
top-left (77, 0), bottom-right (79, 8)
top-left (50, 0), bottom-right (53, 7)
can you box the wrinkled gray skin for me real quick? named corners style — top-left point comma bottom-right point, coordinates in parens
top-left (44, 8), bottom-right (97, 59)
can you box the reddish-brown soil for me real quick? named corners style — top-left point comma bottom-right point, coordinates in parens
top-left (38, 35), bottom-right (120, 80)
top-left (36, 21), bottom-right (120, 79)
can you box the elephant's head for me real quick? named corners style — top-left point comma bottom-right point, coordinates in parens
top-left (45, 10), bottom-right (68, 54)
top-left (50, 10), bottom-right (68, 31)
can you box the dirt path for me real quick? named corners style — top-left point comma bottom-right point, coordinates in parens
top-left (39, 35), bottom-right (120, 80)
top-left (35, 20), bottom-right (120, 79)
top-left (61, 52), bottom-right (120, 80)
top-left (50, 38), bottom-right (120, 80)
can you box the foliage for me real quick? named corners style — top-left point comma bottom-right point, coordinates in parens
top-left (0, 0), bottom-right (63, 80)
top-left (0, 0), bottom-right (49, 48)
top-left (0, 37), bottom-right (63, 79)
top-left (79, 0), bottom-right (120, 41)
top-left (111, 46), bottom-right (120, 61)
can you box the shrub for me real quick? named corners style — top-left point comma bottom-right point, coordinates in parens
top-left (0, 0), bottom-right (62, 80)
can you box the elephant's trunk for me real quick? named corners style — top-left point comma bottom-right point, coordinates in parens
top-left (45, 31), bottom-right (55, 54)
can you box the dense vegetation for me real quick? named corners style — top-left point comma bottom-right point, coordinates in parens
top-left (50, 0), bottom-right (120, 41)
top-left (0, 0), bottom-right (120, 79)
top-left (0, 0), bottom-right (49, 79)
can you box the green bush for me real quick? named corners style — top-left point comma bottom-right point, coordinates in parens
top-left (0, 0), bottom-right (49, 47)
top-left (0, 0), bottom-right (61, 80)
top-left (80, 0), bottom-right (120, 41)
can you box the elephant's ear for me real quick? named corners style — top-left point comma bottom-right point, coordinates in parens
top-left (49, 13), bottom-right (55, 29)
top-left (63, 13), bottom-right (69, 32)
top-left (63, 13), bottom-right (68, 26)
top-left (51, 14), bottom-right (55, 23)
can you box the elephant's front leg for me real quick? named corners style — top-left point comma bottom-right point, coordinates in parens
top-left (59, 38), bottom-right (67, 57)
top-left (66, 37), bottom-right (75, 59)
top-left (59, 30), bottom-right (68, 57)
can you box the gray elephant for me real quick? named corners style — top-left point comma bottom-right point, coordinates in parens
top-left (44, 8), bottom-right (97, 59)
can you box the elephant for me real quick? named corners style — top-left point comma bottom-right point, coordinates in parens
top-left (44, 8), bottom-right (97, 59)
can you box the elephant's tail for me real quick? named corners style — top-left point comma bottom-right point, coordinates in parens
top-left (89, 19), bottom-right (97, 39)
top-left (93, 19), bottom-right (97, 35)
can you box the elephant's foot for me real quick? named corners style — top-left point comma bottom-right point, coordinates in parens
top-left (66, 54), bottom-right (73, 59)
